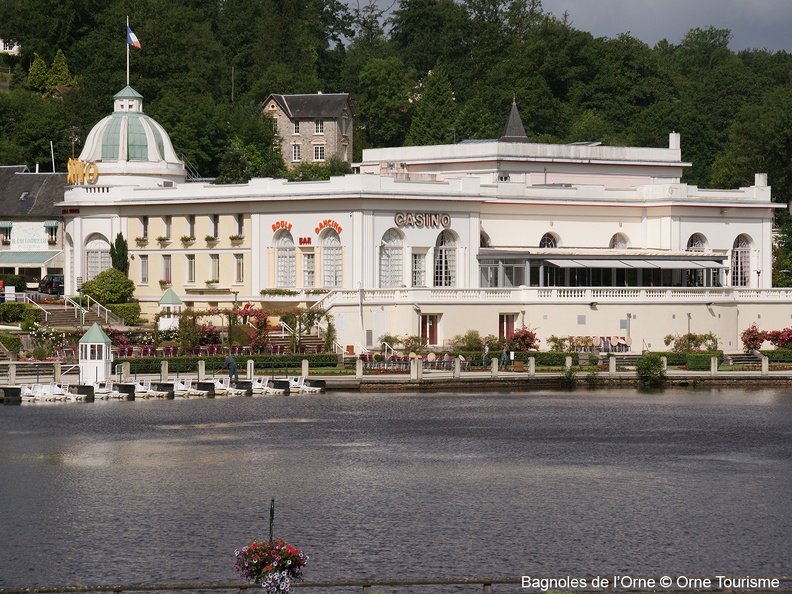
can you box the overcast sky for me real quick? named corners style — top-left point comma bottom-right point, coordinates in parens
top-left (538, 0), bottom-right (792, 52)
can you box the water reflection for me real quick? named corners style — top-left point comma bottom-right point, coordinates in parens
top-left (0, 387), bottom-right (790, 588)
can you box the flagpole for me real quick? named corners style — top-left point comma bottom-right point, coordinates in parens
top-left (126, 16), bottom-right (130, 86)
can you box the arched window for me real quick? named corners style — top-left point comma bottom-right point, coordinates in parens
top-left (434, 230), bottom-right (456, 287)
top-left (321, 229), bottom-right (342, 288)
top-left (732, 235), bottom-right (751, 287)
top-left (379, 229), bottom-right (403, 288)
top-left (609, 233), bottom-right (629, 249)
top-left (539, 233), bottom-right (557, 248)
top-left (85, 235), bottom-right (111, 281)
top-left (687, 233), bottom-right (705, 252)
top-left (275, 230), bottom-right (295, 287)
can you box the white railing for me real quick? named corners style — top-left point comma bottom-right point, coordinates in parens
top-left (382, 341), bottom-right (397, 358)
top-left (314, 286), bottom-right (792, 308)
top-left (85, 294), bottom-right (113, 324)
top-left (63, 295), bottom-right (87, 320)
top-left (22, 295), bottom-right (49, 322)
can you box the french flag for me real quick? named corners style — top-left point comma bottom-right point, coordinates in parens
top-left (126, 26), bottom-right (141, 49)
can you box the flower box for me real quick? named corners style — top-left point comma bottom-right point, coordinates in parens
top-left (180, 235), bottom-right (196, 244)
top-left (206, 279), bottom-right (220, 285)
top-left (135, 237), bottom-right (148, 244)
top-left (205, 235), bottom-right (218, 242)
top-left (47, 239), bottom-right (58, 245)
top-left (1, 239), bottom-right (10, 246)
top-left (156, 236), bottom-right (171, 243)
top-left (159, 279), bottom-right (172, 288)
top-left (229, 234), bottom-right (245, 243)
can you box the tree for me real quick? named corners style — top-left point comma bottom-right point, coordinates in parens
top-left (27, 53), bottom-right (49, 93)
top-left (109, 232), bottom-right (129, 276)
top-left (356, 57), bottom-right (415, 148)
top-left (47, 49), bottom-right (74, 89)
top-left (79, 268), bottom-right (135, 305)
top-left (405, 66), bottom-right (458, 145)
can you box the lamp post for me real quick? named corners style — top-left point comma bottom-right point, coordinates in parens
top-left (230, 290), bottom-right (239, 354)
top-left (77, 286), bottom-right (84, 333)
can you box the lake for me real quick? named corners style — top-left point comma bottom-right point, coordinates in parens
top-left (1, 387), bottom-right (790, 590)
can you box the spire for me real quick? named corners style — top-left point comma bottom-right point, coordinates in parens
top-left (499, 99), bottom-right (532, 143)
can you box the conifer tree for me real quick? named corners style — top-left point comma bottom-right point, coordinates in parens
top-left (47, 49), bottom-right (73, 89)
top-left (110, 232), bottom-right (129, 276)
top-left (405, 67), bottom-right (458, 146)
top-left (27, 53), bottom-right (49, 93)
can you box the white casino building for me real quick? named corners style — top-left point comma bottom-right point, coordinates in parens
top-left (60, 88), bottom-right (789, 353)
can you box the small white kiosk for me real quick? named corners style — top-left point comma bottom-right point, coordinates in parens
top-left (158, 288), bottom-right (182, 331)
top-left (79, 323), bottom-right (113, 383)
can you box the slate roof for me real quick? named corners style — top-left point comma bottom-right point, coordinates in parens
top-left (499, 101), bottom-right (532, 143)
top-left (0, 166), bottom-right (67, 218)
top-left (265, 93), bottom-right (354, 119)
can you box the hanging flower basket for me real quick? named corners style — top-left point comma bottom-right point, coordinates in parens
top-left (234, 538), bottom-right (308, 594)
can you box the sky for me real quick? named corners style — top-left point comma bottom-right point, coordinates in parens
top-left (372, 0), bottom-right (792, 53)
top-left (538, 0), bottom-right (792, 53)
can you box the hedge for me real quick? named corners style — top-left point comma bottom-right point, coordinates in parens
top-left (117, 353), bottom-right (341, 374)
top-left (107, 303), bottom-right (143, 325)
top-left (0, 303), bottom-right (43, 324)
top-left (760, 349), bottom-right (792, 362)
top-left (685, 352), bottom-right (724, 370)
top-left (0, 332), bottom-right (21, 353)
top-left (0, 274), bottom-right (27, 292)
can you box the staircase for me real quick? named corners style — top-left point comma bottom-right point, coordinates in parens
top-left (39, 304), bottom-right (125, 330)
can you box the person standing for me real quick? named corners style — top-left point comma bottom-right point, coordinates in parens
top-left (500, 345), bottom-right (509, 368)
top-left (482, 343), bottom-right (489, 364)
top-left (222, 353), bottom-right (239, 382)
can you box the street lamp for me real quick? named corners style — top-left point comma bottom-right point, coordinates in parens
top-left (230, 290), bottom-right (239, 354)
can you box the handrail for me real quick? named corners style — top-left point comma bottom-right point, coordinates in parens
top-left (382, 341), bottom-right (396, 358)
top-left (279, 320), bottom-right (295, 338)
top-left (85, 294), bottom-right (112, 324)
top-left (1, 576), bottom-right (789, 594)
top-left (0, 576), bottom-right (523, 594)
top-left (63, 295), bottom-right (87, 320)
top-left (23, 295), bottom-right (49, 321)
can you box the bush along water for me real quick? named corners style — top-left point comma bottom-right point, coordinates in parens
top-left (635, 353), bottom-right (667, 388)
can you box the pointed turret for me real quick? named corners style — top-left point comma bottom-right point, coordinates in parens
top-left (499, 100), bottom-right (532, 143)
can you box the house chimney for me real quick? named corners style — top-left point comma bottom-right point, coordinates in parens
top-left (669, 132), bottom-right (680, 150)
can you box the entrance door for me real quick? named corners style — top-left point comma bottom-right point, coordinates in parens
top-left (421, 314), bottom-right (438, 346)
top-left (499, 314), bottom-right (516, 340)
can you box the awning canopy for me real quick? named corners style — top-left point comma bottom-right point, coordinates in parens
top-left (0, 251), bottom-right (61, 266)
top-left (43, 220), bottom-right (59, 228)
top-left (0, 221), bottom-right (12, 228)
top-left (545, 259), bottom-right (724, 269)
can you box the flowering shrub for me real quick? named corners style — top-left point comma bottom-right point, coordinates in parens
top-left (103, 326), bottom-right (130, 347)
top-left (764, 326), bottom-right (792, 349)
top-left (740, 323), bottom-right (766, 352)
top-left (234, 538), bottom-right (308, 593)
top-left (509, 326), bottom-right (540, 351)
top-left (197, 324), bottom-right (220, 345)
top-left (663, 332), bottom-right (718, 352)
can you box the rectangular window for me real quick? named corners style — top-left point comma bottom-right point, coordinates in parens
top-left (188, 215), bottom-right (195, 237)
top-left (315, 119), bottom-right (324, 134)
top-left (212, 215), bottom-right (220, 239)
top-left (163, 215), bottom-right (172, 239)
top-left (293, 120), bottom-right (300, 134)
top-left (186, 254), bottom-right (195, 284)
top-left (0, 227), bottom-right (10, 242)
top-left (314, 145), bottom-right (325, 162)
top-left (141, 216), bottom-right (149, 239)
top-left (210, 254), bottom-right (220, 281)
top-left (140, 255), bottom-right (149, 284)
top-left (412, 253), bottom-right (426, 287)
top-left (303, 252), bottom-right (315, 287)
top-left (236, 214), bottom-right (244, 236)
top-left (234, 254), bottom-right (244, 283)
top-left (498, 314), bottom-right (516, 340)
top-left (47, 226), bottom-right (57, 242)
top-left (162, 255), bottom-right (171, 283)
top-left (292, 144), bottom-right (301, 162)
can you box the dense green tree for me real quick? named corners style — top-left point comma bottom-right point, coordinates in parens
top-left (80, 267), bottom-right (135, 304)
top-left (356, 57), bottom-right (415, 149)
top-left (27, 53), bottom-right (49, 93)
top-left (405, 67), bottom-right (458, 145)
top-left (47, 49), bottom-right (74, 90)
top-left (110, 232), bottom-right (129, 276)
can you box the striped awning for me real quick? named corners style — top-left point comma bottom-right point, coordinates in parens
top-left (0, 221), bottom-right (12, 228)
top-left (0, 251), bottom-right (61, 265)
top-left (43, 220), bottom-right (59, 227)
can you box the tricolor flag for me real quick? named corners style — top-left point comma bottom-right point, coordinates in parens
top-left (126, 26), bottom-right (141, 49)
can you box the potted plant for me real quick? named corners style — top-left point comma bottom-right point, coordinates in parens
top-left (159, 279), bottom-right (171, 288)
top-left (234, 538), bottom-right (308, 593)
top-left (206, 279), bottom-right (219, 285)
top-left (156, 235), bottom-right (171, 243)
top-left (135, 236), bottom-right (148, 244)
top-left (47, 238), bottom-right (57, 245)
top-left (205, 234), bottom-right (218, 242)
top-left (1, 238), bottom-right (10, 246)
top-left (180, 235), bottom-right (196, 244)
top-left (229, 234), bottom-right (245, 243)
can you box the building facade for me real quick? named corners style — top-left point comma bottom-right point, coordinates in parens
top-left (0, 165), bottom-right (66, 286)
top-left (60, 88), bottom-right (788, 353)
top-left (263, 93), bottom-right (353, 166)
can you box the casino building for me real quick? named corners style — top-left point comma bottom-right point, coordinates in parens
top-left (60, 88), bottom-right (788, 353)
